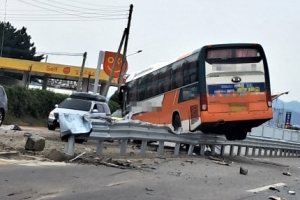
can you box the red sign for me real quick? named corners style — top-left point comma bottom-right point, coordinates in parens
top-left (63, 67), bottom-right (70, 74)
top-left (103, 51), bottom-right (128, 78)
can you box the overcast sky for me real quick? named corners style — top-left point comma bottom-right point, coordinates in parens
top-left (1, 0), bottom-right (300, 101)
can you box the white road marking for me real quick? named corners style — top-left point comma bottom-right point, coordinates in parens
top-left (247, 182), bottom-right (286, 193)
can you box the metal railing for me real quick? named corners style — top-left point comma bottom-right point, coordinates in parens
top-left (59, 113), bottom-right (300, 158)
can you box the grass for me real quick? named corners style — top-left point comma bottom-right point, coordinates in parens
top-left (4, 113), bottom-right (48, 127)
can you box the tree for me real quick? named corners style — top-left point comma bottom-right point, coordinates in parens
top-left (108, 90), bottom-right (120, 113)
top-left (0, 21), bottom-right (44, 61)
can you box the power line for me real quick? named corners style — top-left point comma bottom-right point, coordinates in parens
top-left (46, 0), bottom-right (127, 12)
top-left (16, 0), bottom-right (127, 19)
top-left (64, 0), bottom-right (128, 8)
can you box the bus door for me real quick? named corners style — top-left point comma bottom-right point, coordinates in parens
top-left (205, 47), bottom-right (269, 115)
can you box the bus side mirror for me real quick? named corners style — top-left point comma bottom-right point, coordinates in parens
top-left (55, 104), bottom-right (58, 108)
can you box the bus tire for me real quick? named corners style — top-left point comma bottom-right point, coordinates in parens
top-left (172, 113), bottom-right (182, 132)
top-left (225, 132), bottom-right (237, 141)
top-left (236, 131), bottom-right (248, 140)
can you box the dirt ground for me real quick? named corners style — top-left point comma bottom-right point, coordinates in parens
top-left (0, 126), bottom-right (198, 170)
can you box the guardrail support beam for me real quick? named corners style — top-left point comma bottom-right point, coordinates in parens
top-left (174, 143), bottom-right (181, 156)
top-left (211, 145), bottom-right (215, 156)
top-left (221, 145), bottom-right (225, 156)
top-left (237, 146), bottom-right (242, 156)
top-left (187, 145), bottom-right (194, 155)
top-left (157, 141), bottom-right (164, 156)
top-left (140, 140), bottom-right (147, 157)
top-left (66, 135), bottom-right (75, 156)
top-left (200, 145), bottom-right (205, 156)
top-left (229, 145), bottom-right (234, 156)
top-left (96, 140), bottom-right (104, 156)
top-left (258, 148), bottom-right (262, 156)
top-left (264, 149), bottom-right (268, 156)
top-left (252, 147), bottom-right (256, 156)
top-left (120, 139), bottom-right (128, 156)
top-left (245, 147), bottom-right (249, 156)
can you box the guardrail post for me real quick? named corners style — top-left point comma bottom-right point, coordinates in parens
top-left (120, 139), bottom-right (128, 156)
top-left (245, 147), bottom-right (249, 156)
top-left (284, 149), bottom-right (287, 157)
top-left (274, 149), bottom-right (278, 157)
top-left (270, 149), bottom-right (273, 157)
top-left (252, 147), bottom-right (256, 156)
top-left (279, 149), bottom-right (283, 156)
top-left (187, 145), bottom-right (195, 155)
top-left (157, 141), bottom-right (164, 156)
top-left (66, 135), bottom-right (75, 156)
top-left (200, 145), bottom-right (205, 156)
top-left (264, 149), bottom-right (268, 157)
top-left (288, 150), bottom-right (291, 157)
top-left (96, 140), bottom-right (104, 156)
top-left (140, 140), bottom-right (147, 157)
top-left (174, 143), bottom-right (180, 156)
top-left (258, 148), bottom-right (262, 157)
top-left (211, 145), bottom-right (215, 156)
top-left (229, 145), bottom-right (234, 156)
top-left (237, 146), bottom-right (242, 156)
top-left (219, 145), bottom-right (224, 156)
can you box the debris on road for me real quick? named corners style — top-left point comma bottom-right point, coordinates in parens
top-left (106, 181), bottom-right (129, 187)
top-left (288, 190), bottom-right (295, 195)
top-left (239, 167), bottom-right (248, 175)
top-left (268, 196), bottom-right (286, 200)
top-left (0, 125), bottom-right (22, 131)
top-left (145, 187), bottom-right (154, 192)
top-left (0, 151), bottom-right (19, 156)
top-left (185, 160), bottom-right (194, 164)
top-left (69, 152), bottom-right (86, 162)
top-left (25, 135), bottom-right (45, 151)
top-left (213, 161), bottom-right (231, 166)
top-left (282, 172), bottom-right (291, 176)
top-left (269, 187), bottom-right (280, 192)
top-left (47, 149), bottom-right (66, 162)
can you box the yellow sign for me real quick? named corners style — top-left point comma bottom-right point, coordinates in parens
top-left (237, 87), bottom-right (260, 93)
top-left (0, 57), bottom-right (122, 84)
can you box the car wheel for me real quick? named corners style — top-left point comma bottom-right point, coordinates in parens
top-left (48, 124), bottom-right (56, 131)
top-left (0, 109), bottom-right (4, 126)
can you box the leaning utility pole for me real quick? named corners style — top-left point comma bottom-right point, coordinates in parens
top-left (118, 4), bottom-right (134, 92)
top-left (77, 52), bottom-right (87, 92)
top-left (102, 4), bottom-right (133, 97)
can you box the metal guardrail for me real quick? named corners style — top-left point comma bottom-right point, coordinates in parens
top-left (59, 113), bottom-right (300, 158)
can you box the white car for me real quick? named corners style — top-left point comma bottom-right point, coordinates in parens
top-left (48, 92), bottom-right (111, 131)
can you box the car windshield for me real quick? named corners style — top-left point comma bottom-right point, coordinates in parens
top-left (111, 109), bottom-right (122, 117)
top-left (58, 99), bottom-right (91, 111)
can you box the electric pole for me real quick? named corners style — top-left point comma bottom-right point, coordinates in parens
top-left (118, 4), bottom-right (134, 92)
top-left (77, 52), bottom-right (87, 92)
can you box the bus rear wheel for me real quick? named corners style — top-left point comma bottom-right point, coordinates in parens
top-left (172, 113), bottom-right (181, 132)
top-left (225, 132), bottom-right (237, 141)
top-left (236, 131), bottom-right (248, 140)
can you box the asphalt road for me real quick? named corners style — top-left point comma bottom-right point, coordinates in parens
top-left (1, 155), bottom-right (299, 200)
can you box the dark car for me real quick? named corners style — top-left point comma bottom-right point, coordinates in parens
top-left (0, 85), bottom-right (8, 126)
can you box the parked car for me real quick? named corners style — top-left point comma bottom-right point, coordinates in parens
top-left (48, 92), bottom-right (112, 131)
top-left (0, 85), bottom-right (8, 126)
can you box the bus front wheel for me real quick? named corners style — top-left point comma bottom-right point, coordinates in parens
top-left (172, 113), bottom-right (182, 132)
top-left (225, 132), bottom-right (237, 141)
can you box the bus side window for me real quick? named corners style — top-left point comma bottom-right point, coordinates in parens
top-left (163, 65), bottom-right (171, 92)
top-left (183, 61), bottom-right (190, 86)
top-left (189, 61), bottom-right (198, 83)
top-left (152, 70), bottom-right (159, 97)
top-left (157, 69), bottom-right (164, 95)
top-left (172, 63), bottom-right (183, 89)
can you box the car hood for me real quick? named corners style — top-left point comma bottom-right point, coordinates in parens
top-left (53, 108), bottom-right (90, 116)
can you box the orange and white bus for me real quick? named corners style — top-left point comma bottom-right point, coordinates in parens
top-left (119, 43), bottom-right (273, 140)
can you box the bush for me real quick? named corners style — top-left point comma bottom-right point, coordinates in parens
top-left (4, 85), bottom-right (68, 119)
